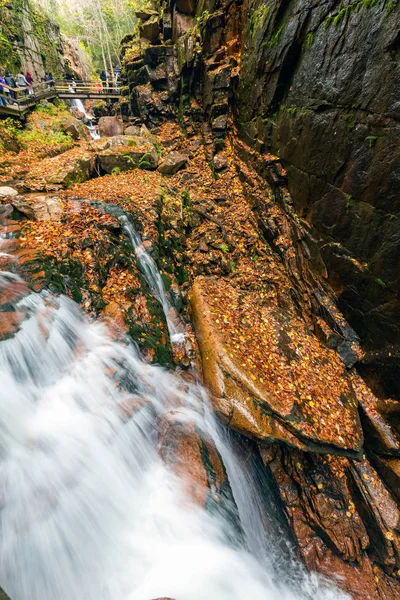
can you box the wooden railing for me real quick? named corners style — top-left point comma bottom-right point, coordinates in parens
top-left (54, 79), bottom-right (121, 95)
top-left (0, 79), bottom-right (121, 113)
top-left (0, 80), bottom-right (56, 106)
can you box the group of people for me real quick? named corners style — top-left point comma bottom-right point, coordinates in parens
top-left (0, 66), bottom-right (122, 107)
top-left (0, 71), bottom-right (55, 106)
top-left (98, 67), bottom-right (121, 92)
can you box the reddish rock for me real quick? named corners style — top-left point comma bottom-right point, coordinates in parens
top-left (262, 445), bottom-right (400, 598)
top-left (157, 410), bottom-right (229, 509)
top-left (189, 276), bottom-right (363, 454)
top-left (98, 116), bottom-right (124, 137)
top-left (0, 311), bottom-right (26, 341)
top-left (11, 194), bottom-right (63, 221)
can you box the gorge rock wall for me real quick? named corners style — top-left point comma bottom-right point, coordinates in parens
top-left (120, 1), bottom-right (400, 596)
top-left (61, 34), bottom-right (93, 81)
top-left (0, 0), bottom-right (91, 80)
top-left (235, 0), bottom-right (400, 398)
top-left (123, 0), bottom-right (400, 396)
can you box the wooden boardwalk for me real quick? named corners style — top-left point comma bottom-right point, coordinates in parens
top-left (0, 79), bottom-right (121, 118)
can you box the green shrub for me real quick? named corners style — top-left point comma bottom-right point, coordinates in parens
top-left (0, 118), bottom-right (22, 153)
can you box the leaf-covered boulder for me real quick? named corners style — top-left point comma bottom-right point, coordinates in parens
top-left (24, 148), bottom-right (95, 191)
top-left (189, 276), bottom-right (363, 456)
top-left (96, 135), bottom-right (158, 173)
top-left (158, 151), bottom-right (189, 175)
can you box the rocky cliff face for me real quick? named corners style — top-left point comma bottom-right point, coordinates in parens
top-left (235, 0), bottom-right (400, 399)
top-left (123, 0), bottom-right (400, 396)
top-left (0, 0), bottom-right (91, 80)
top-left (118, 1), bottom-right (400, 596)
top-left (61, 34), bottom-right (93, 81)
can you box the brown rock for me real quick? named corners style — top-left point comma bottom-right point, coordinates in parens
top-left (372, 454), bottom-right (400, 503)
top-left (189, 276), bottom-right (363, 454)
top-left (60, 116), bottom-right (90, 141)
top-left (141, 15), bottom-right (160, 44)
top-left (0, 187), bottom-right (18, 198)
top-left (172, 10), bottom-right (195, 42)
top-left (124, 125), bottom-right (142, 136)
top-left (213, 153), bottom-right (228, 171)
top-left (351, 374), bottom-right (400, 456)
top-left (96, 136), bottom-right (158, 173)
top-left (158, 151), bottom-right (189, 175)
top-left (263, 446), bottom-right (400, 599)
top-left (135, 9), bottom-right (158, 21)
top-left (98, 116), bottom-right (124, 137)
top-left (175, 0), bottom-right (196, 15)
top-left (157, 410), bottom-right (231, 509)
top-left (349, 458), bottom-right (400, 570)
top-left (25, 148), bottom-right (95, 191)
top-left (0, 311), bottom-right (26, 340)
top-left (11, 194), bottom-right (63, 221)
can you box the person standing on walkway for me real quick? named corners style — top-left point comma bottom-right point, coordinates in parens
top-left (25, 71), bottom-right (34, 95)
top-left (5, 73), bottom-right (16, 99)
top-left (100, 70), bottom-right (106, 89)
top-left (16, 71), bottom-right (29, 96)
top-left (0, 75), bottom-right (7, 106)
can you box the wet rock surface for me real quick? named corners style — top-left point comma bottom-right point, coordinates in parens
top-left (121, 0), bottom-right (400, 396)
top-left (233, 0), bottom-right (400, 385)
top-left (2, 103), bottom-right (400, 596)
top-left (189, 276), bottom-right (364, 454)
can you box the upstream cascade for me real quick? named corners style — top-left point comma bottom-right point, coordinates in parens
top-left (0, 208), bottom-right (347, 600)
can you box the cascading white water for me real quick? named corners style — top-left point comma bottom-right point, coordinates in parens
top-left (0, 212), bottom-right (349, 600)
top-left (120, 216), bottom-right (186, 344)
top-left (70, 98), bottom-right (100, 140)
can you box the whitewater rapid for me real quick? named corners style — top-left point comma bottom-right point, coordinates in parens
top-left (0, 207), bottom-right (348, 600)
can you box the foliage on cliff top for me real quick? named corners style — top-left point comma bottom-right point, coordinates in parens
top-left (0, 0), bottom-right (62, 75)
top-left (33, 0), bottom-right (139, 72)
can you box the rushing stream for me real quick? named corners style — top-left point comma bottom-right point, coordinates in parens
top-left (0, 206), bottom-right (348, 600)
top-left (70, 98), bottom-right (100, 140)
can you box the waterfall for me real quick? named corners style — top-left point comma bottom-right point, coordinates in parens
top-left (70, 99), bottom-right (100, 140)
top-left (0, 209), bottom-right (348, 600)
top-left (120, 216), bottom-right (186, 344)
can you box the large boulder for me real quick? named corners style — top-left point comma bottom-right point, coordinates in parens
top-left (124, 125), bottom-right (142, 136)
top-left (0, 187), bottom-right (18, 198)
top-left (59, 116), bottom-right (90, 141)
top-left (189, 276), bottom-right (363, 455)
top-left (158, 410), bottom-right (232, 509)
top-left (158, 151), bottom-right (189, 175)
top-left (11, 194), bottom-right (63, 221)
top-left (135, 9), bottom-right (158, 21)
top-left (141, 15), bottom-right (160, 43)
top-left (95, 135), bottom-right (158, 173)
top-left (25, 148), bottom-right (95, 191)
top-left (98, 116), bottom-right (124, 137)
